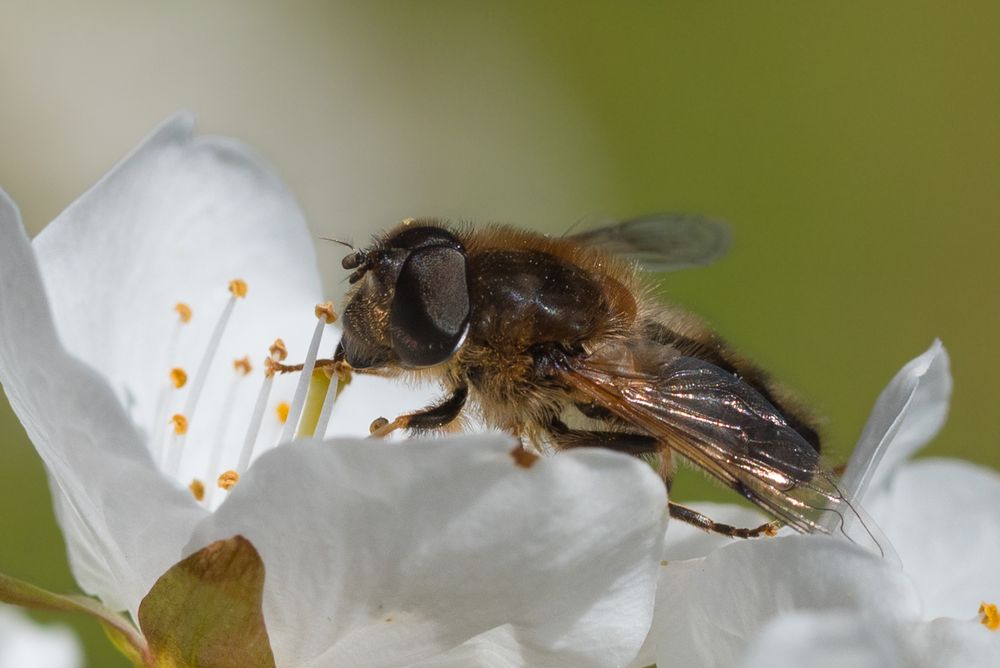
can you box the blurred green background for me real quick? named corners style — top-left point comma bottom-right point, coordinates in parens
top-left (2, 2), bottom-right (998, 664)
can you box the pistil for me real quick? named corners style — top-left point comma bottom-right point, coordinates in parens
top-left (277, 303), bottom-right (336, 445)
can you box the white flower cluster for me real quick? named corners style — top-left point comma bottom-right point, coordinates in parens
top-left (0, 115), bottom-right (996, 666)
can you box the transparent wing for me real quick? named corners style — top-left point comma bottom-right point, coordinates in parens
top-left (569, 213), bottom-right (731, 271)
top-left (555, 343), bottom-right (892, 558)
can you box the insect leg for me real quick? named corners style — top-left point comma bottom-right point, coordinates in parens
top-left (370, 385), bottom-right (468, 438)
top-left (546, 419), bottom-right (676, 487)
top-left (548, 426), bottom-right (660, 455)
top-left (668, 502), bottom-right (780, 539)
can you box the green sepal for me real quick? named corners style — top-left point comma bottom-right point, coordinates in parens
top-left (137, 535), bottom-right (275, 668)
top-left (0, 570), bottom-right (152, 665)
top-left (101, 620), bottom-right (151, 667)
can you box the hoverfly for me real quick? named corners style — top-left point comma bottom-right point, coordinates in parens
top-left (319, 215), bottom-right (885, 552)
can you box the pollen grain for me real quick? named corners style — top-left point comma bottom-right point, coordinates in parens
top-left (276, 401), bottom-right (291, 424)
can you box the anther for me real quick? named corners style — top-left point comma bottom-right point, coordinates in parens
top-left (228, 279), bottom-right (248, 299)
top-left (269, 338), bottom-right (288, 361)
top-left (189, 479), bottom-right (205, 501)
top-left (315, 301), bottom-right (337, 324)
top-left (217, 470), bottom-right (240, 490)
top-left (233, 356), bottom-right (252, 376)
top-left (174, 302), bottom-right (193, 324)
top-left (169, 367), bottom-right (188, 389)
top-left (279, 305), bottom-right (337, 444)
top-left (204, 356), bottom-right (255, 508)
top-left (171, 414), bottom-right (189, 435)
top-left (152, 303), bottom-right (193, 463)
top-left (276, 401), bottom-right (290, 424)
top-left (980, 602), bottom-right (999, 631)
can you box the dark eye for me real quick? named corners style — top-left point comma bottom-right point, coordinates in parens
top-left (389, 245), bottom-right (470, 368)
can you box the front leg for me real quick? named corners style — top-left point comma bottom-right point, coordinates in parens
top-left (369, 385), bottom-right (469, 438)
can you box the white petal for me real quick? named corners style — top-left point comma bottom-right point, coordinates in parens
top-left (0, 190), bottom-right (206, 613)
top-left (739, 611), bottom-right (1000, 668)
top-left (627, 502), bottom-right (771, 668)
top-left (868, 458), bottom-right (1000, 619)
top-left (0, 605), bottom-right (82, 668)
top-left (841, 340), bottom-right (951, 501)
top-left (31, 113), bottom-right (323, 468)
top-left (189, 435), bottom-right (667, 668)
top-left (406, 625), bottom-right (556, 668)
top-left (652, 535), bottom-right (921, 668)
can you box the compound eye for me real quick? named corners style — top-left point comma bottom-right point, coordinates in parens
top-left (389, 245), bottom-right (470, 368)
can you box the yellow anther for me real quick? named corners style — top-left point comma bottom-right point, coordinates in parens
top-left (171, 414), bottom-right (189, 435)
top-left (276, 401), bottom-right (290, 424)
top-left (188, 479), bottom-right (205, 501)
top-left (264, 357), bottom-right (277, 378)
top-left (269, 338), bottom-right (288, 361)
top-left (228, 279), bottom-right (248, 299)
top-left (169, 367), bottom-right (188, 389)
top-left (980, 602), bottom-right (999, 631)
top-left (315, 301), bottom-right (337, 324)
top-left (217, 470), bottom-right (240, 490)
top-left (174, 302), bottom-right (193, 324)
top-left (233, 356), bottom-right (252, 376)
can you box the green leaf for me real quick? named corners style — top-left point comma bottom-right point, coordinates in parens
top-left (0, 570), bottom-right (151, 665)
top-left (138, 535), bottom-right (275, 668)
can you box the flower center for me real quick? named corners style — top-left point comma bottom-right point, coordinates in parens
top-left (151, 282), bottom-right (339, 507)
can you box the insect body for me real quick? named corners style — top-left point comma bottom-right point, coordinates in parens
top-left (333, 216), bottom-right (881, 546)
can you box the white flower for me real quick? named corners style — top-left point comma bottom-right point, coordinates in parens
top-left (0, 605), bottom-right (81, 668)
top-left (0, 114), bottom-right (669, 666)
top-left (633, 342), bottom-right (1000, 667)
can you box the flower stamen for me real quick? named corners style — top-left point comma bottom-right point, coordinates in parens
top-left (278, 303), bottom-right (336, 444)
top-left (150, 303), bottom-right (195, 463)
top-left (980, 602), bottom-right (999, 631)
top-left (236, 339), bottom-right (286, 472)
top-left (165, 280), bottom-right (246, 477)
top-left (203, 356), bottom-right (255, 507)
